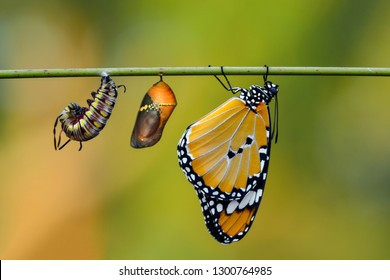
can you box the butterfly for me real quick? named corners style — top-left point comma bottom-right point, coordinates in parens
top-left (177, 66), bottom-right (278, 243)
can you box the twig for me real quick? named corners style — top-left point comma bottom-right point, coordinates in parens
top-left (1, 66), bottom-right (390, 79)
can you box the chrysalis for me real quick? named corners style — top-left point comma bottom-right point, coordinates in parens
top-left (131, 78), bottom-right (177, 148)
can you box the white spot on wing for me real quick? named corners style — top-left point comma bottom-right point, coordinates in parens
top-left (226, 200), bottom-right (239, 214)
top-left (248, 191), bottom-right (256, 206)
top-left (260, 160), bottom-right (265, 172)
top-left (239, 191), bottom-right (255, 209)
top-left (255, 189), bottom-right (263, 202)
top-left (259, 147), bottom-right (267, 155)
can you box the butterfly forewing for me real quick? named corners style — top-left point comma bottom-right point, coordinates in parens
top-left (187, 104), bottom-right (248, 158)
top-left (189, 98), bottom-right (244, 132)
top-left (178, 97), bottom-right (271, 199)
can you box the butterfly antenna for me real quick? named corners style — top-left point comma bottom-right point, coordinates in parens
top-left (272, 94), bottom-right (279, 144)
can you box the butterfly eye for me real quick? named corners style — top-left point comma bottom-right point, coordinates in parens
top-left (178, 74), bottom-right (278, 243)
top-left (53, 73), bottom-right (124, 151)
top-left (131, 79), bottom-right (177, 148)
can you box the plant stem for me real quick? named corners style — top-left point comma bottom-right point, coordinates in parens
top-left (1, 66), bottom-right (390, 79)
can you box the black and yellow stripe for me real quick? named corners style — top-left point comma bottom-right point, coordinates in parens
top-left (54, 74), bottom-right (124, 151)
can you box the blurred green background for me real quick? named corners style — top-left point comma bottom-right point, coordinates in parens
top-left (0, 0), bottom-right (389, 259)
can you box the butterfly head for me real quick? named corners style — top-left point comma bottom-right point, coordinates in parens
top-left (240, 81), bottom-right (278, 111)
top-left (261, 81), bottom-right (279, 104)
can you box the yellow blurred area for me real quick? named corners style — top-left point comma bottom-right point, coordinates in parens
top-left (0, 0), bottom-right (389, 259)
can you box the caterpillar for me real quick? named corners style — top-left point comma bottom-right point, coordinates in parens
top-left (53, 73), bottom-right (125, 151)
top-left (131, 77), bottom-right (177, 148)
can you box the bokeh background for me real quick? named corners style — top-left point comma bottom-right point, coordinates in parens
top-left (0, 0), bottom-right (389, 259)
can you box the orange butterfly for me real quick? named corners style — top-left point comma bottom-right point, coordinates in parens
top-left (178, 68), bottom-right (278, 243)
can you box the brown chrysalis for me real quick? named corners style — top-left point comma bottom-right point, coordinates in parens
top-left (131, 78), bottom-right (177, 148)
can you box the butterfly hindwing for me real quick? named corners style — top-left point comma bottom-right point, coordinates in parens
top-left (194, 183), bottom-right (265, 244)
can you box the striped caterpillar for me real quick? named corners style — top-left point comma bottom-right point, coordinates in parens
top-left (53, 74), bottom-right (125, 151)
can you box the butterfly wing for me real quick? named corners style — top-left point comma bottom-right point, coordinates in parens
top-left (178, 97), bottom-right (271, 200)
top-left (194, 160), bottom-right (268, 244)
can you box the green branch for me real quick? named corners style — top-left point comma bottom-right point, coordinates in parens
top-left (1, 66), bottom-right (390, 79)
